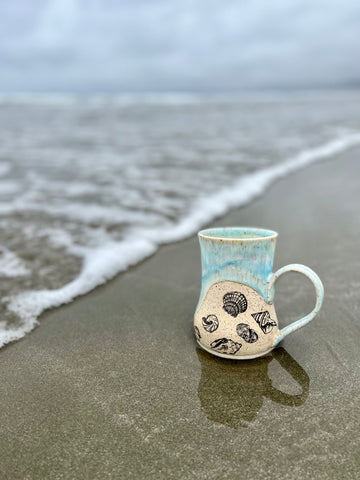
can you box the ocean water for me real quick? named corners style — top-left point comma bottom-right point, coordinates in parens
top-left (0, 92), bottom-right (360, 348)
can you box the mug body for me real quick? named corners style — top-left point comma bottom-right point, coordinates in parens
top-left (194, 227), bottom-right (279, 359)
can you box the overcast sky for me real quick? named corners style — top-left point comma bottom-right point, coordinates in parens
top-left (1, 0), bottom-right (360, 93)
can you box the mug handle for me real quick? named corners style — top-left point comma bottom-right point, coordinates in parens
top-left (266, 264), bottom-right (324, 347)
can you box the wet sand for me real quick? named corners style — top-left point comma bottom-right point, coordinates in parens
top-left (1, 150), bottom-right (360, 479)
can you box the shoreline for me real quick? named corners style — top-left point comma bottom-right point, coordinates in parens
top-left (3, 131), bottom-right (360, 349)
top-left (1, 148), bottom-right (360, 479)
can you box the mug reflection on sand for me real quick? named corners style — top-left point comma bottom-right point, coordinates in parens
top-left (197, 347), bottom-right (309, 429)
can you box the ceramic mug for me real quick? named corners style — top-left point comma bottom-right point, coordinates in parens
top-left (194, 227), bottom-right (324, 360)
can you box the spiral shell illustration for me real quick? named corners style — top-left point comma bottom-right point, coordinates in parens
top-left (202, 314), bottom-right (219, 333)
top-left (210, 338), bottom-right (242, 355)
top-left (222, 291), bottom-right (248, 317)
top-left (236, 323), bottom-right (258, 343)
top-left (251, 311), bottom-right (277, 334)
top-left (194, 326), bottom-right (201, 341)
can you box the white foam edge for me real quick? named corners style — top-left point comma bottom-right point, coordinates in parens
top-left (2, 131), bottom-right (360, 348)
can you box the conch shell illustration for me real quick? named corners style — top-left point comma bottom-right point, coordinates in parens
top-left (222, 291), bottom-right (247, 317)
top-left (251, 311), bottom-right (277, 334)
top-left (202, 314), bottom-right (219, 333)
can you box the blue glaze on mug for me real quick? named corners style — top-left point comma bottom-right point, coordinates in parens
top-left (197, 227), bottom-right (277, 311)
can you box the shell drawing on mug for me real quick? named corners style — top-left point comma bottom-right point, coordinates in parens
top-left (210, 338), bottom-right (242, 355)
top-left (222, 291), bottom-right (247, 317)
top-left (236, 323), bottom-right (258, 343)
top-left (202, 314), bottom-right (219, 333)
top-left (251, 311), bottom-right (277, 334)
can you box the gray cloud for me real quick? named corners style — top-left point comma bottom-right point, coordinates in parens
top-left (0, 0), bottom-right (360, 92)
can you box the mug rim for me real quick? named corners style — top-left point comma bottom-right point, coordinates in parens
top-left (198, 227), bottom-right (278, 242)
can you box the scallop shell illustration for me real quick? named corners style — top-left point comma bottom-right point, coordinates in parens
top-left (251, 311), bottom-right (277, 334)
top-left (236, 323), bottom-right (258, 343)
top-left (222, 291), bottom-right (248, 317)
top-left (202, 314), bottom-right (219, 333)
top-left (210, 338), bottom-right (242, 355)
top-left (194, 326), bottom-right (201, 340)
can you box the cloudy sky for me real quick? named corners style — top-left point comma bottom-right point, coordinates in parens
top-left (1, 0), bottom-right (360, 93)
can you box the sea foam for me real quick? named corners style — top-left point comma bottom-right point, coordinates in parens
top-left (0, 247), bottom-right (30, 278)
top-left (1, 131), bottom-right (360, 349)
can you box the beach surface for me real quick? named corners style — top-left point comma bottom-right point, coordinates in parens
top-left (1, 149), bottom-right (360, 479)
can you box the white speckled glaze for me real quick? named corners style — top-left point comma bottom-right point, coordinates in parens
top-left (194, 227), bottom-right (324, 360)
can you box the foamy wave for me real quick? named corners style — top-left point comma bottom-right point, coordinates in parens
top-left (0, 247), bottom-right (30, 278)
top-left (149, 131), bottom-right (360, 243)
top-left (1, 132), bottom-right (360, 348)
top-left (2, 238), bottom-right (156, 347)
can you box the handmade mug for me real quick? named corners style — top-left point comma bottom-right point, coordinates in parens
top-left (194, 227), bottom-right (324, 360)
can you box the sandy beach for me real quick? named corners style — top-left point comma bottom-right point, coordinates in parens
top-left (1, 148), bottom-right (360, 479)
